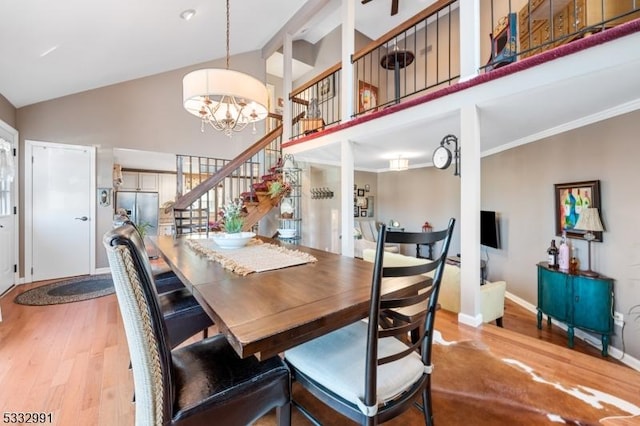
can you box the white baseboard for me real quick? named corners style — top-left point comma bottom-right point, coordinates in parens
top-left (458, 312), bottom-right (483, 328)
top-left (505, 291), bottom-right (640, 372)
top-left (94, 267), bottom-right (111, 275)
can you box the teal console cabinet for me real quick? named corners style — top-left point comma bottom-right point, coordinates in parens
top-left (537, 262), bottom-right (614, 356)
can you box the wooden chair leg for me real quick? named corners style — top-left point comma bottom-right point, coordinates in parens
top-left (422, 383), bottom-right (434, 426)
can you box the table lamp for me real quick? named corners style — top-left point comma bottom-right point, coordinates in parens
top-left (573, 208), bottom-right (604, 277)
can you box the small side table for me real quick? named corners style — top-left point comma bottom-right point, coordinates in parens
top-left (416, 243), bottom-right (434, 260)
top-left (380, 49), bottom-right (415, 104)
top-left (301, 118), bottom-right (325, 135)
top-left (447, 256), bottom-right (487, 285)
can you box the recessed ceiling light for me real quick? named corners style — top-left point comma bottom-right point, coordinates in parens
top-left (40, 45), bottom-right (59, 58)
top-left (180, 9), bottom-right (196, 21)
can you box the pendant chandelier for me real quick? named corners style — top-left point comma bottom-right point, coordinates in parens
top-left (182, 0), bottom-right (268, 137)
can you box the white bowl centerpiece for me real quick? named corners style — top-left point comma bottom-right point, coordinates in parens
top-left (213, 199), bottom-right (254, 249)
top-left (212, 231), bottom-right (256, 249)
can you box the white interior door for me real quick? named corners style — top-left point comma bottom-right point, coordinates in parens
top-left (29, 142), bottom-right (94, 281)
top-left (0, 123), bottom-right (17, 294)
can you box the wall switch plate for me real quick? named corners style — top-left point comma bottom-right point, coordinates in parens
top-left (613, 311), bottom-right (624, 327)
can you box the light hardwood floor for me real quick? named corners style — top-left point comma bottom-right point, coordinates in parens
top-left (0, 279), bottom-right (636, 425)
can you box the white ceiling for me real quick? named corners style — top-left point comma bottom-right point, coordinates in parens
top-left (0, 0), bottom-right (434, 109)
top-left (3, 1), bottom-right (638, 174)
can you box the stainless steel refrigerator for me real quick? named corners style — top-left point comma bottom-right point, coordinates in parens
top-left (115, 191), bottom-right (159, 235)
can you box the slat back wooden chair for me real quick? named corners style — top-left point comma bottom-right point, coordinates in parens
top-left (285, 219), bottom-right (455, 426)
top-left (104, 224), bottom-right (291, 425)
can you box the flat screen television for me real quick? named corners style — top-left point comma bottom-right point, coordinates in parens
top-left (480, 210), bottom-right (500, 249)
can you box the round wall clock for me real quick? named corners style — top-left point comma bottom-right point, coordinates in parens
top-left (432, 145), bottom-right (452, 170)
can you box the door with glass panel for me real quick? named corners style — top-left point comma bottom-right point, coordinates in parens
top-left (0, 123), bottom-right (17, 295)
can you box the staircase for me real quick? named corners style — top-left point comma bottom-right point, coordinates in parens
top-left (171, 118), bottom-right (287, 235)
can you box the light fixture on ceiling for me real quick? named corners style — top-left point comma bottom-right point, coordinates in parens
top-left (389, 156), bottom-right (409, 171)
top-left (179, 9), bottom-right (196, 21)
top-left (182, 0), bottom-right (268, 137)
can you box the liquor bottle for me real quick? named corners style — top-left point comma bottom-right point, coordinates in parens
top-left (547, 239), bottom-right (558, 268)
top-left (558, 231), bottom-right (570, 271)
top-left (569, 246), bottom-right (579, 275)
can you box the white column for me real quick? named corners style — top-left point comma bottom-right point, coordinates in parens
top-left (341, 140), bottom-right (355, 257)
top-left (282, 32), bottom-right (293, 142)
top-left (341, 0), bottom-right (355, 122)
top-left (458, 104), bottom-right (482, 327)
top-left (459, 0), bottom-right (481, 81)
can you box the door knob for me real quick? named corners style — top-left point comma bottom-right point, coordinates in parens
top-left (75, 216), bottom-right (89, 221)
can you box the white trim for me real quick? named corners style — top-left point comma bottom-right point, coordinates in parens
top-left (482, 98), bottom-right (640, 158)
top-left (505, 291), bottom-right (640, 372)
top-left (458, 312), bottom-right (482, 328)
top-left (24, 140), bottom-right (97, 282)
top-left (94, 267), bottom-right (111, 275)
top-left (0, 119), bottom-right (19, 289)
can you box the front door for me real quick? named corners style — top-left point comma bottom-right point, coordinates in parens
top-left (27, 141), bottom-right (94, 282)
top-left (0, 122), bottom-right (17, 294)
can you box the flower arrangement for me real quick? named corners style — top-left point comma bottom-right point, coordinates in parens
top-left (219, 199), bottom-right (245, 234)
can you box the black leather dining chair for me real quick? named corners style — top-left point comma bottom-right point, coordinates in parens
top-left (104, 224), bottom-right (291, 425)
top-left (285, 219), bottom-right (455, 426)
top-left (121, 219), bottom-right (212, 349)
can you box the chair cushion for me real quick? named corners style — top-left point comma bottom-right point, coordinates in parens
top-left (154, 270), bottom-right (186, 294)
top-left (159, 288), bottom-right (202, 318)
top-left (285, 320), bottom-right (424, 408)
top-left (172, 334), bottom-right (290, 425)
top-left (159, 288), bottom-right (214, 349)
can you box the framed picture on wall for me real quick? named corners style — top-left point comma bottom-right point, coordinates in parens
top-left (354, 206), bottom-right (359, 217)
top-left (360, 209), bottom-right (367, 217)
top-left (357, 188), bottom-right (365, 196)
top-left (554, 180), bottom-right (602, 241)
top-left (356, 196), bottom-right (368, 209)
top-left (318, 74), bottom-right (334, 102)
top-left (358, 81), bottom-right (378, 113)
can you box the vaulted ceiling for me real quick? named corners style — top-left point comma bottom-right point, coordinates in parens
top-left (0, 0), bottom-right (433, 108)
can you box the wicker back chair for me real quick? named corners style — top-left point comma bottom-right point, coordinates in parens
top-left (104, 224), bottom-right (290, 425)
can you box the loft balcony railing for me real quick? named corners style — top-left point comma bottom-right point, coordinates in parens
top-left (352, 0), bottom-right (460, 115)
top-left (486, 0), bottom-right (640, 68)
top-left (288, 0), bottom-right (639, 137)
top-left (289, 64), bottom-right (342, 139)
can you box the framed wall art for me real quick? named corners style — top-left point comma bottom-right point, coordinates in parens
top-left (356, 196), bottom-right (368, 209)
top-left (554, 180), bottom-right (602, 241)
top-left (98, 188), bottom-right (112, 207)
top-left (358, 81), bottom-right (378, 113)
top-left (318, 74), bottom-right (334, 102)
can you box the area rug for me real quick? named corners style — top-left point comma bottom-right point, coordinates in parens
top-left (255, 336), bottom-right (640, 425)
top-left (14, 274), bottom-right (114, 306)
top-left (186, 238), bottom-right (317, 276)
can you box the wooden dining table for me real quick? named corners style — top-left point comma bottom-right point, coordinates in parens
top-left (149, 235), bottom-right (430, 360)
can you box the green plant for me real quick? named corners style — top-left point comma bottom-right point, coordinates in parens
top-left (136, 221), bottom-right (153, 239)
top-left (220, 199), bottom-right (244, 233)
top-left (267, 180), bottom-right (292, 199)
